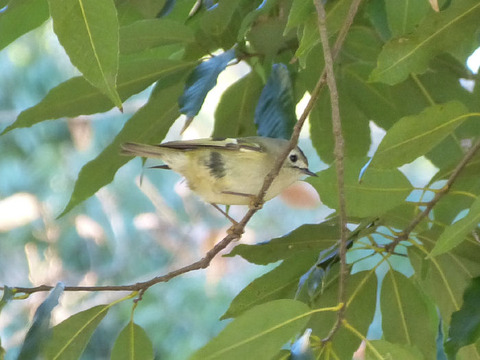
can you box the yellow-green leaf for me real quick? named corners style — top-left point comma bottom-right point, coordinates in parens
top-left (111, 321), bottom-right (153, 360)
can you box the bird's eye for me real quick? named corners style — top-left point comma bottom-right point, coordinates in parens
top-left (289, 154), bottom-right (298, 163)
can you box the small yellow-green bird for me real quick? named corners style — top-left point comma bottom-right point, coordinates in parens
top-left (121, 137), bottom-right (316, 206)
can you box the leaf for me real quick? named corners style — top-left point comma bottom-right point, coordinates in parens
top-left (212, 71), bottom-right (262, 138)
top-left (255, 64), bottom-right (296, 139)
top-left (3, 58), bottom-right (192, 134)
top-left (179, 48), bottom-right (236, 118)
top-left (384, 0), bottom-right (430, 36)
top-left (445, 277), bottom-right (480, 359)
top-left (365, 340), bottom-right (423, 360)
top-left (430, 197), bottom-right (480, 257)
top-left (111, 321), bottom-right (154, 360)
top-left (0, 286), bottom-right (14, 314)
top-left (308, 158), bottom-right (413, 217)
top-left (0, 0), bottom-right (49, 51)
top-left (285, 0), bottom-right (314, 32)
top-left (190, 299), bottom-right (311, 360)
top-left (237, 0), bottom-right (280, 42)
top-left (18, 283), bottom-right (64, 360)
top-left (48, 0), bottom-right (122, 108)
top-left (119, 19), bottom-right (194, 54)
top-left (200, 0), bottom-right (243, 37)
top-left (222, 253), bottom-right (317, 319)
top-left (43, 305), bottom-right (109, 360)
top-left (370, 101), bottom-right (469, 168)
top-left (59, 74), bottom-right (186, 216)
top-left (381, 270), bottom-right (437, 359)
top-left (227, 222), bottom-right (339, 265)
top-left (370, 0), bottom-right (480, 85)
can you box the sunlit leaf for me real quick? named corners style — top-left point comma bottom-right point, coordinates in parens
top-left (119, 19), bottom-right (194, 54)
top-left (370, 101), bottom-right (469, 168)
top-left (365, 340), bottom-right (423, 360)
top-left (190, 299), bottom-right (311, 360)
top-left (227, 222), bottom-right (339, 265)
top-left (0, 0), bottom-right (49, 51)
top-left (3, 58), bottom-right (192, 134)
top-left (430, 197), bottom-right (480, 257)
top-left (212, 71), bottom-right (262, 138)
top-left (381, 270), bottom-right (437, 359)
top-left (18, 283), bottom-right (64, 360)
top-left (255, 64), bottom-right (296, 139)
top-left (48, 0), bottom-right (122, 108)
top-left (111, 321), bottom-right (154, 360)
top-left (43, 305), bottom-right (109, 359)
top-left (370, 0), bottom-right (480, 85)
top-left (179, 48), bottom-right (236, 119)
top-left (222, 253), bottom-right (317, 319)
top-left (445, 277), bottom-right (480, 359)
top-left (308, 158), bottom-right (413, 217)
top-left (60, 74), bottom-right (187, 216)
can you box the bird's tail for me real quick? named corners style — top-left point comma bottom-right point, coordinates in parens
top-left (121, 142), bottom-right (165, 159)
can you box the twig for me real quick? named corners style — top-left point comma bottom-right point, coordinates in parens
top-left (314, 0), bottom-right (349, 344)
top-left (387, 138), bottom-right (480, 251)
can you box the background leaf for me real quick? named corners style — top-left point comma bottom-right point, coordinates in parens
top-left (111, 321), bottom-right (154, 360)
top-left (48, 0), bottom-right (122, 107)
top-left (365, 340), bottom-right (423, 360)
top-left (190, 299), bottom-right (311, 360)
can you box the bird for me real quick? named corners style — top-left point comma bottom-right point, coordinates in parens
top-left (121, 136), bottom-right (316, 207)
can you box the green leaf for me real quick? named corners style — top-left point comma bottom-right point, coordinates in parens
top-left (370, 0), bottom-right (480, 85)
top-left (309, 269), bottom-right (377, 359)
top-left (255, 64), bottom-right (296, 139)
top-left (0, 286), bottom-right (14, 314)
top-left (409, 230), bottom-right (480, 325)
top-left (3, 58), bottom-right (192, 134)
top-left (285, 0), bottom-right (314, 32)
top-left (430, 197), bottom-right (480, 257)
top-left (370, 101), bottom-right (469, 168)
top-left (119, 19), bottom-right (194, 54)
top-left (179, 49), bottom-right (236, 118)
top-left (0, 0), bottom-right (49, 51)
top-left (222, 253), bottom-right (317, 319)
top-left (381, 270), bottom-right (437, 360)
top-left (48, 0), bottom-right (122, 108)
top-left (212, 71), bottom-right (262, 138)
top-left (237, 0), bottom-right (280, 42)
top-left (384, 0), bottom-right (430, 37)
top-left (18, 283), bottom-right (64, 360)
top-left (200, 0), bottom-right (243, 37)
top-left (365, 340), bottom-right (423, 360)
top-left (445, 277), bottom-right (480, 359)
top-left (60, 74), bottom-right (186, 216)
top-left (227, 222), bottom-right (339, 265)
top-left (308, 158), bottom-right (413, 217)
top-left (111, 321), bottom-right (154, 360)
top-left (43, 305), bottom-right (109, 360)
top-left (190, 299), bottom-right (311, 360)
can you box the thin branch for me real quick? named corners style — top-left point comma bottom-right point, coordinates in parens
top-left (387, 138), bottom-right (480, 251)
top-left (314, 0), bottom-right (349, 344)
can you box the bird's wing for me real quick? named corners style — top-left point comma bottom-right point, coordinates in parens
top-left (159, 138), bottom-right (263, 152)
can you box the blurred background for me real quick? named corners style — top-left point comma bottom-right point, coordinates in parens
top-left (0, 21), bottom-right (329, 359)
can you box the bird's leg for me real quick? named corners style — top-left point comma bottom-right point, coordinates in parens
top-left (211, 203), bottom-right (238, 224)
top-left (221, 191), bottom-right (263, 210)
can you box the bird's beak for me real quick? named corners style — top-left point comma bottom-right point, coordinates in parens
top-left (302, 168), bottom-right (318, 177)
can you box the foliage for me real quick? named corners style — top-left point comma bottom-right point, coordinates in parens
top-left (0, 0), bottom-right (480, 359)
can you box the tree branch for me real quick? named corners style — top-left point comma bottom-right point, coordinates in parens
top-left (387, 138), bottom-right (480, 251)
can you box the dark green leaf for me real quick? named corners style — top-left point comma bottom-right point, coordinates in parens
top-left (227, 222), bottom-right (339, 265)
top-left (370, 0), bottom-right (480, 85)
top-left (179, 48), bottom-right (236, 118)
top-left (430, 197), bottom-right (480, 257)
top-left (308, 158), bottom-right (413, 217)
top-left (48, 0), bottom-right (122, 107)
top-left (0, 0), bottom-right (49, 51)
top-left (60, 74), bottom-right (187, 216)
top-left (255, 64), bottom-right (296, 139)
top-left (190, 299), bottom-right (311, 360)
top-left (212, 71), bottom-right (262, 138)
top-left (381, 270), bottom-right (437, 360)
top-left (119, 19), bottom-right (194, 54)
top-left (237, 0), bottom-right (280, 42)
top-left (18, 283), bottom-right (64, 360)
top-left (445, 277), bottom-right (480, 359)
top-left (111, 321), bottom-right (154, 360)
top-left (370, 101), bottom-right (469, 168)
top-left (384, 0), bottom-right (430, 36)
top-left (3, 58), bottom-right (193, 134)
top-left (200, 0), bottom-right (243, 37)
top-left (222, 253), bottom-right (317, 319)
top-left (43, 305), bottom-right (109, 360)
top-left (365, 340), bottom-right (423, 360)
